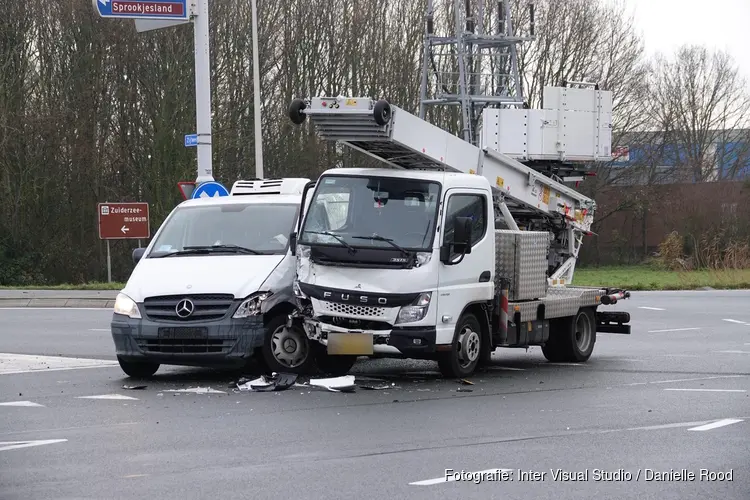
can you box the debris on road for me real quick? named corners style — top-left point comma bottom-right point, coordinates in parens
top-left (236, 373), bottom-right (299, 392)
top-left (459, 379), bottom-right (474, 385)
top-left (163, 387), bottom-right (227, 395)
top-left (123, 384), bottom-right (147, 390)
top-left (456, 387), bottom-right (473, 393)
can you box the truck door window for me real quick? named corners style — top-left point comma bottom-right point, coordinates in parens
top-left (444, 194), bottom-right (487, 260)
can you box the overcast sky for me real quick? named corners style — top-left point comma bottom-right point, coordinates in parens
top-left (621, 0), bottom-right (750, 83)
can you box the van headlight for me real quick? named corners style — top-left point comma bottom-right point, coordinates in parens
top-left (395, 292), bottom-right (432, 324)
top-left (113, 293), bottom-right (141, 319)
top-left (233, 291), bottom-right (272, 318)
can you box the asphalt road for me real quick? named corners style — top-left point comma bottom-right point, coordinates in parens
top-left (1, 291), bottom-right (748, 500)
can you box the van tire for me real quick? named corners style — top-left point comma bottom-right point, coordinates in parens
top-left (261, 315), bottom-right (314, 374)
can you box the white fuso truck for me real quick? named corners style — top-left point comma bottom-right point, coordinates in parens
top-left (283, 87), bottom-right (631, 378)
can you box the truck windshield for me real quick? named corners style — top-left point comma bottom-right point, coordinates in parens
top-left (147, 202), bottom-right (299, 257)
top-left (298, 175), bottom-right (440, 251)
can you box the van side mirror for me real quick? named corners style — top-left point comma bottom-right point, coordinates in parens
top-left (132, 247), bottom-right (146, 264)
top-left (289, 232), bottom-right (297, 255)
top-left (453, 216), bottom-right (473, 254)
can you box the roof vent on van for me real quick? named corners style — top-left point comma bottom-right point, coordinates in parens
top-left (230, 178), bottom-right (311, 196)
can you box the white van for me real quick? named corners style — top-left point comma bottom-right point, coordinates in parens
top-left (109, 178), bottom-right (316, 378)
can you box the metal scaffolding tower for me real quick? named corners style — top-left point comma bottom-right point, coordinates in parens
top-left (418, 0), bottom-right (536, 147)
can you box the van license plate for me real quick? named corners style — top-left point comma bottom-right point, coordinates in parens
top-left (158, 327), bottom-right (208, 339)
top-left (327, 333), bottom-right (374, 355)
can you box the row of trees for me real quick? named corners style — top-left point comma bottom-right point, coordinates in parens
top-left (0, 0), bottom-right (748, 284)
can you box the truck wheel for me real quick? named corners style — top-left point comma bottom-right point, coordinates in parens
top-left (262, 315), bottom-right (314, 374)
top-left (313, 344), bottom-right (358, 376)
top-left (373, 100), bottom-right (392, 125)
top-left (289, 98), bottom-right (307, 124)
top-left (117, 356), bottom-right (159, 378)
top-left (542, 308), bottom-right (596, 363)
top-left (437, 313), bottom-right (482, 378)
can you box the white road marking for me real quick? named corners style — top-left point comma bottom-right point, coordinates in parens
top-left (163, 387), bottom-right (227, 394)
top-left (0, 353), bottom-right (118, 375)
top-left (687, 419), bottom-right (744, 431)
top-left (714, 350), bottom-right (750, 354)
top-left (76, 394), bottom-right (139, 401)
top-left (0, 401), bottom-right (44, 407)
top-left (722, 319), bottom-right (747, 325)
top-left (487, 366), bottom-right (526, 371)
top-left (664, 388), bottom-right (746, 393)
top-left (648, 327), bottom-right (700, 333)
top-left (0, 439), bottom-right (67, 452)
top-left (410, 468), bottom-right (514, 486)
top-left (624, 375), bottom-right (745, 387)
top-left (639, 306), bottom-right (665, 311)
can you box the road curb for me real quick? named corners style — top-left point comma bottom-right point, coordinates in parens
top-left (0, 290), bottom-right (118, 308)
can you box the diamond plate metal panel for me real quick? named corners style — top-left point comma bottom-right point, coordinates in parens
top-left (494, 230), bottom-right (550, 301)
top-left (509, 286), bottom-right (604, 322)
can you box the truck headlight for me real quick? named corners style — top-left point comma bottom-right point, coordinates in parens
top-left (395, 292), bottom-right (432, 324)
top-left (233, 291), bottom-right (272, 318)
top-left (113, 293), bottom-right (141, 319)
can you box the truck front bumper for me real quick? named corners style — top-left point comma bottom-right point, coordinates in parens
top-left (301, 318), bottom-right (437, 359)
top-left (111, 314), bottom-right (266, 368)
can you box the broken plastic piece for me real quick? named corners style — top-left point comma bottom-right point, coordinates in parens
top-left (459, 379), bottom-right (474, 385)
top-left (251, 373), bottom-right (298, 392)
top-left (456, 387), bottom-right (473, 392)
top-left (163, 387), bottom-right (227, 395)
top-left (123, 384), bottom-right (147, 390)
top-left (309, 375), bottom-right (356, 392)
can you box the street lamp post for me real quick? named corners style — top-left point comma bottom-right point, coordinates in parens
top-left (251, 0), bottom-right (264, 179)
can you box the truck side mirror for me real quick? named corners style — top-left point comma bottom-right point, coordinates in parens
top-left (289, 232), bottom-right (297, 255)
top-left (132, 247), bottom-right (146, 264)
top-left (453, 216), bottom-right (473, 255)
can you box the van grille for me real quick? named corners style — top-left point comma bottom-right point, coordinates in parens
top-left (143, 294), bottom-right (234, 322)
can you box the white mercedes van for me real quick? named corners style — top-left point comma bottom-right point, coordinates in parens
top-left (110, 178), bottom-right (316, 378)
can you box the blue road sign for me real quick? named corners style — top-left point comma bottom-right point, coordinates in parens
top-left (192, 181), bottom-right (229, 199)
top-left (92, 0), bottom-right (190, 21)
top-left (184, 134), bottom-right (198, 147)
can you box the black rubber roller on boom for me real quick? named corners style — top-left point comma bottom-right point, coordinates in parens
top-left (288, 98), bottom-right (307, 125)
top-left (373, 99), bottom-right (392, 126)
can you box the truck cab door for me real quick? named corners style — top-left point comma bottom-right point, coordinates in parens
top-left (435, 188), bottom-right (494, 341)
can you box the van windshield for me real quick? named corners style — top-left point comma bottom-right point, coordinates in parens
top-left (147, 202), bottom-right (299, 257)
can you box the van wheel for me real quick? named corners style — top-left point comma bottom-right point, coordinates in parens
top-left (437, 313), bottom-right (482, 378)
top-left (117, 356), bottom-right (159, 378)
top-left (542, 308), bottom-right (596, 363)
top-left (262, 315), bottom-right (314, 374)
top-left (313, 344), bottom-right (358, 376)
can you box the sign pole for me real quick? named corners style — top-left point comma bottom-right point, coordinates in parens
top-left (251, 0), bottom-right (263, 179)
top-left (194, 0), bottom-right (214, 185)
top-left (106, 240), bottom-right (112, 283)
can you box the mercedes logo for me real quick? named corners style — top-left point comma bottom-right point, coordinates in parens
top-left (175, 298), bottom-right (195, 318)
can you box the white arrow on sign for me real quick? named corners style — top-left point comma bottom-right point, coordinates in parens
top-left (0, 439), bottom-right (67, 452)
top-left (121, 225), bottom-right (129, 234)
top-left (98, 0), bottom-right (109, 5)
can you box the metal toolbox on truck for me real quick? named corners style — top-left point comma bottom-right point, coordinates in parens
top-left (494, 230), bottom-right (550, 301)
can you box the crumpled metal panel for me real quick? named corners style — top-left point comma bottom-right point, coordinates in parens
top-left (494, 230), bottom-right (550, 301)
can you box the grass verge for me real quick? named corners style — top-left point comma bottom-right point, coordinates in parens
top-left (572, 266), bottom-right (750, 291)
top-left (2, 266), bottom-right (750, 291)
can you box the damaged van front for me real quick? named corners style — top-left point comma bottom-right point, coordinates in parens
top-left (110, 178), bottom-right (315, 378)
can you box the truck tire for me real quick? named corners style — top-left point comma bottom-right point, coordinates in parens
top-left (313, 344), bottom-right (358, 376)
top-left (261, 315), bottom-right (315, 374)
top-left (542, 308), bottom-right (596, 363)
top-left (437, 313), bottom-right (482, 378)
top-left (117, 356), bottom-right (159, 378)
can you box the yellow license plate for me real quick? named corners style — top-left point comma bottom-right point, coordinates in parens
top-left (327, 333), bottom-right (374, 355)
